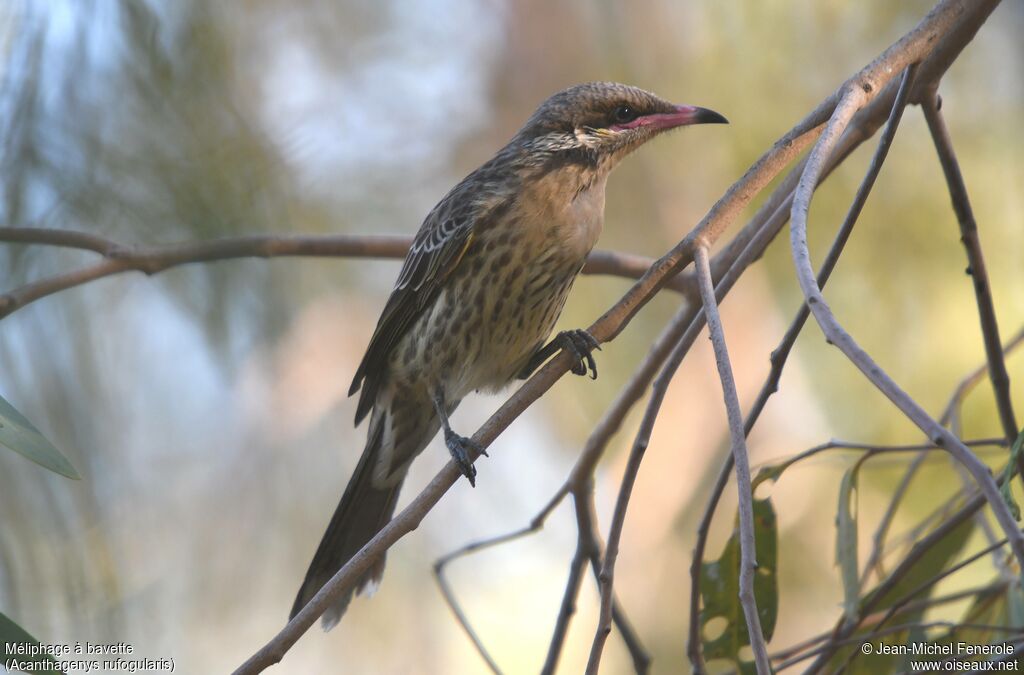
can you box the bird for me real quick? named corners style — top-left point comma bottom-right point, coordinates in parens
top-left (291, 81), bottom-right (727, 628)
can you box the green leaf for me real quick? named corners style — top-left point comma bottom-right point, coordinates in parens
top-left (1008, 580), bottom-right (1024, 629)
top-left (699, 498), bottom-right (778, 674)
top-left (0, 393), bottom-right (79, 479)
top-left (919, 582), bottom-right (1017, 665)
top-left (752, 462), bottom-right (790, 489)
top-left (0, 612), bottom-right (66, 674)
top-left (864, 516), bottom-right (973, 611)
top-left (835, 466), bottom-right (860, 627)
top-left (827, 517), bottom-right (974, 672)
top-left (999, 427), bottom-right (1024, 521)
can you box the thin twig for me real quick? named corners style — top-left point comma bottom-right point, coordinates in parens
top-left (578, 488), bottom-right (651, 675)
top-left (695, 244), bottom-right (772, 674)
top-left (584, 325), bottom-right (685, 673)
top-left (769, 583), bottom-right (1007, 665)
top-left (0, 229), bottom-right (696, 319)
top-left (540, 490), bottom-right (598, 675)
top-left (860, 451), bottom-right (928, 588)
top-left (791, 71), bottom-right (1024, 675)
top-left (687, 62), bottom-right (918, 672)
top-left (862, 324), bottom-right (1024, 585)
top-left (830, 536), bottom-right (1015, 673)
top-left (942, 325), bottom-right (1024, 429)
top-left (434, 526), bottom-right (549, 675)
top-left (790, 84), bottom-right (1024, 568)
top-left (922, 92), bottom-right (1020, 466)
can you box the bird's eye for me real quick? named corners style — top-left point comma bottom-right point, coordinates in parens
top-left (612, 104), bottom-right (637, 124)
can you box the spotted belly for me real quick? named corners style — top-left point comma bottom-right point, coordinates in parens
top-left (387, 236), bottom-right (584, 403)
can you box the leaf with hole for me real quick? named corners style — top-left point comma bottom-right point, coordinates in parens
top-left (0, 392), bottom-right (79, 479)
top-left (699, 497), bottom-right (778, 674)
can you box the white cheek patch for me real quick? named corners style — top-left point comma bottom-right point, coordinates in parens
top-left (574, 127), bottom-right (602, 149)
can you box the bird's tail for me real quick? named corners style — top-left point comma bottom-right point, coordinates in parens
top-left (289, 410), bottom-right (402, 629)
top-left (291, 392), bottom-right (441, 629)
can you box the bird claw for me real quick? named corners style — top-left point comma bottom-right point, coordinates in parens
top-left (445, 430), bottom-right (484, 487)
top-left (559, 329), bottom-right (601, 379)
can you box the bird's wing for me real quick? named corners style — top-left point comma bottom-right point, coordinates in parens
top-left (349, 188), bottom-right (491, 425)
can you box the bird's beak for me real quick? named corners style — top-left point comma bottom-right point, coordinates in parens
top-left (617, 105), bottom-right (729, 132)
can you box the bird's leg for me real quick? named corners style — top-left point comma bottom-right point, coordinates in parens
top-left (432, 387), bottom-right (486, 488)
top-left (518, 329), bottom-right (602, 380)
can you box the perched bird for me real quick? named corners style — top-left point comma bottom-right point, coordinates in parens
top-left (292, 82), bottom-right (727, 627)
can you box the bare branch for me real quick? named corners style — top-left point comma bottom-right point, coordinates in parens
top-left (543, 489), bottom-right (650, 675)
top-left (860, 450), bottom-right (929, 587)
top-left (922, 92), bottom-right (1020, 460)
top-left (863, 324), bottom-right (1024, 585)
top-left (942, 325), bottom-right (1024, 429)
top-left (694, 244), bottom-right (771, 674)
top-left (687, 62), bottom-right (917, 672)
top-left (769, 583), bottom-right (1007, 665)
top-left (0, 229), bottom-right (698, 319)
top-left (788, 80), bottom-right (1024, 569)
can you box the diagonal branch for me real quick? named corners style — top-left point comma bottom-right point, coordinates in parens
top-left (790, 73), bottom-right (1023, 675)
top-left (687, 61), bottom-right (917, 673)
top-left (861, 324), bottom-right (1024, 586)
top-left (789, 80), bottom-right (1024, 556)
top-left (921, 92), bottom-right (1020, 464)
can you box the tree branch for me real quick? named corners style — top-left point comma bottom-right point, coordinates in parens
top-left (694, 244), bottom-right (772, 674)
top-left (788, 83), bottom-right (1024, 571)
top-left (686, 61), bottom-right (917, 672)
top-left (0, 229), bottom-right (701, 319)
top-left (921, 92), bottom-right (1021, 464)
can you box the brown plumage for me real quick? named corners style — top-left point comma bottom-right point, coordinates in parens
top-left (292, 82), bottom-right (727, 628)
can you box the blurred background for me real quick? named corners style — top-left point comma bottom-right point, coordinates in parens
top-left (1, 0), bottom-right (1022, 672)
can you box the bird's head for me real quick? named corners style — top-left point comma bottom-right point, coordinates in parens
top-left (515, 82), bottom-right (727, 170)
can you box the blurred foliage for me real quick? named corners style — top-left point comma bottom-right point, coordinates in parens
top-left (0, 391), bottom-right (79, 478)
top-left (1, 611), bottom-right (64, 674)
top-left (0, 0), bottom-right (1022, 673)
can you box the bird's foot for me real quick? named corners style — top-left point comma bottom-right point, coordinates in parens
top-left (444, 429), bottom-right (486, 487)
top-left (557, 329), bottom-right (601, 379)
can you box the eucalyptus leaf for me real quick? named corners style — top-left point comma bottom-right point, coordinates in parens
top-left (999, 428), bottom-right (1024, 521)
top-left (921, 584), bottom-right (1011, 665)
top-left (864, 517), bottom-right (973, 611)
top-left (836, 465), bottom-right (860, 627)
top-left (699, 498), bottom-right (778, 674)
top-left (828, 518), bottom-right (974, 671)
top-left (0, 612), bottom-right (66, 674)
top-left (0, 393), bottom-right (79, 479)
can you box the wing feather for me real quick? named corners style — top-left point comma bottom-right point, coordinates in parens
top-left (349, 188), bottom-right (497, 425)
